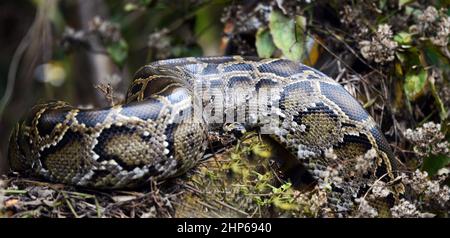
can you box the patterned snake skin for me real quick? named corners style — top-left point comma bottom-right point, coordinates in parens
top-left (8, 56), bottom-right (400, 191)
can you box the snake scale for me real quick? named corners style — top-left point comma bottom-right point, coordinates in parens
top-left (8, 56), bottom-right (400, 192)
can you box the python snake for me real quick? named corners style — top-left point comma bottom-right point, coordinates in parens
top-left (8, 56), bottom-right (400, 192)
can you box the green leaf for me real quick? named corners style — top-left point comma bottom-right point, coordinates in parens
top-left (107, 39), bottom-right (128, 66)
top-left (280, 182), bottom-right (292, 191)
top-left (404, 69), bottom-right (427, 101)
top-left (251, 143), bottom-right (272, 159)
top-left (195, 3), bottom-right (223, 56)
top-left (424, 45), bottom-right (449, 69)
top-left (269, 10), bottom-right (306, 61)
top-left (394, 32), bottom-right (412, 47)
top-left (379, 0), bottom-right (388, 9)
top-left (422, 154), bottom-right (450, 176)
top-left (395, 52), bottom-right (407, 63)
top-left (255, 28), bottom-right (276, 58)
top-left (272, 197), bottom-right (298, 211)
top-left (124, 3), bottom-right (138, 12)
top-left (429, 72), bottom-right (448, 121)
top-left (398, 0), bottom-right (415, 8)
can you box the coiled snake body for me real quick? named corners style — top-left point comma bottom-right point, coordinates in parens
top-left (8, 56), bottom-right (398, 190)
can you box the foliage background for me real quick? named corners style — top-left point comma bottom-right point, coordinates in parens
top-left (0, 0), bottom-right (449, 217)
